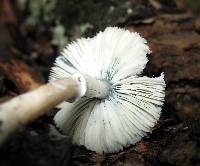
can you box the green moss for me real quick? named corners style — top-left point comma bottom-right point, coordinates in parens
top-left (51, 23), bottom-right (68, 50)
top-left (25, 0), bottom-right (57, 26)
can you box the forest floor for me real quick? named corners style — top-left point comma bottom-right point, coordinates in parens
top-left (0, 0), bottom-right (200, 166)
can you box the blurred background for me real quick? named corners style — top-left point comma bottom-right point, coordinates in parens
top-left (0, 0), bottom-right (200, 166)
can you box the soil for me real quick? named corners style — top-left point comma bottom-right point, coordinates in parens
top-left (0, 0), bottom-right (199, 165)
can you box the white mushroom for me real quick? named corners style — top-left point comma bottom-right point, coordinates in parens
top-left (49, 27), bottom-right (166, 154)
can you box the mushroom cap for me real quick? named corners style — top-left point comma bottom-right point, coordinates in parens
top-left (49, 27), bottom-right (165, 154)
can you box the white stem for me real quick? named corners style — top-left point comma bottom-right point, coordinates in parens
top-left (0, 76), bottom-right (85, 144)
top-left (84, 75), bottom-right (111, 99)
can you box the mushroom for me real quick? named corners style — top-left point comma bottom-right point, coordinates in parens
top-left (0, 27), bottom-right (165, 153)
top-left (49, 27), bottom-right (166, 154)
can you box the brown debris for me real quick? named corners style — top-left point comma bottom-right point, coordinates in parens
top-left (0, 1), bottom-right (200, 166)
top-left (159, 132), bottom-right (200, 166)
top-left (195, 16), bottom-right (200, 32)
top-left (0, 0), bottom-right (16, 24)
top-left (0, 55), bottom-right (43, 94)
top-left (149, 0), bottom-right (162, 10)
top-left (0, 0), bottom-right (29, 54)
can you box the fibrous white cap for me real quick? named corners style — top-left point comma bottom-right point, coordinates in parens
top-left (49, 27), bottom-right (166, 154)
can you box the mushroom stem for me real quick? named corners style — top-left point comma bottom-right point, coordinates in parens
top-left (85, 75), bottom-right (111, 99)
top-left (0, 76), bottom-right (85, 144)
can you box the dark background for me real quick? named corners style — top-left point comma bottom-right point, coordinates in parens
top-left (0, 0), bottom-right (200, 165)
